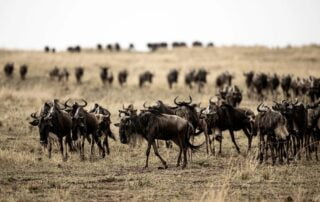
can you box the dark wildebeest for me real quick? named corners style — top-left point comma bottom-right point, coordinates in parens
top-left (308, 77), bottom-right (320, 102)
top-left (219, 85), bottom-right (243, 107)
top-left (64, 99), bottom-right (106, 160)
top-left (118, 70), bottom-right (128, 86)
top-left (59, 68), bottom-right (69, 82)
top-left (216, 72), bottom-right (234, 90)
top-left (194, 69), bottom-right (209, 93)
top-left (29, 100), bottom-right (73, 161)
top-left (44, 46), bottom-right (50, 52)
top-left (4, 63), bottom-right (14, 78)
top-left (207, 42), bottom-right (214, 47)
top-left (128, 43), bottom-right (135, 51)
top-left (281, 75), bottom-right (292, 98)
top-left (272, 99), bottom-right (308, 161)
top-left (252, 73), bottom-right (268, 100)
top-left (106, 44), bottom-right (113, 52)
top-left (115, 110), bottom-right (201, 169)
top-left (192, 41), bottom-right (203, 47)
top-left (143, 96), bottom-right (211, 155)
top-left (19, 64), bottom-right (28, 80)
top-left (97, 44), bottom-right (103, 51)
top-left (307, 101), bottom-right (320, 160)
top-left (89, 103), bottom-right (116, 155)
top-left (75, 67), bottom-right (84, 84)
top-left (100, 67), bottom-right (109, 85)
top-left (49, 66), bottom-right (60, 80)
top-left (243, 71), bottom-right (255, 98)
top-left (115, 43), bottom-right (121, 52)
top-left (139, 71), bottom-right (154, 88)
top-left (185, 70), bottom-right (196, 89)
top-left (204, 98), bottom-right (254, 154)
top-left (52, 48), bottom-right (56, 53)
top-left (268, 73), bottom-right (280, 97)
top-left (167, 69), bottom-right (179, 89)
top-left (253, 103), bottom-right (289, 165)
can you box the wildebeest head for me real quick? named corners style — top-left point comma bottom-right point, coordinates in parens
top-left (114, 116), bottom-right (135, 144)
top-left (256, 103), bottom-right (289, 140)
top-left (29, 112), bottom-right (53, 145)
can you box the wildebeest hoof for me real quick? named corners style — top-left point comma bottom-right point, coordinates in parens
top-left (158, 166), bottom-right (166, 170)
top-left (181, 164), bottom-right (187, 169)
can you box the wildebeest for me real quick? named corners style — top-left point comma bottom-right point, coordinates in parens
top-left (75, 67), bottom-right (84, 84)
top-left (281, 75), bottom-right (292, 98)
top-left (243, 71), bottom-right (255, 98)
top-left (253, 103), bottom-right (289, 165)
top-left (100, 67), bottom-right (113, 85)
top-left (106, 44), bottom-right (113, 52)
top-left (19, 64), bottom-right (28, 80)
top-left (89, 103), bottom-right (116, 155)
top-left (64, 99), bottom-right (106, 160)
top-left (67, 46), bottom-right (81, 53)
top-left (194, 69), bottom-right (208, 93)
top-left (185, 70), bottom-right (196, 89)
top-left (115, 110), bottom-right (201, 169)
top-left (97, 44), bottom-right (103, 51)
top-left (252, 73), bottom-right (268, 100)
top-left (4, 63), bottom-right (14, 78)
top-left (29, 100), bottom-right (73, 161)
top-left (115, 43), bottom-right (121, 52)
top-left (143, 96), bottom-right (211, 154)
top-left (272, 99), bottom-right (308, 160)
top-left (268, 73), bottom-right (280, 96)
top-left (216, 72), bottom-right (234, 90)
top-left (307, 101), bottom-right (320, 160)
top-left (204, 98), bottom-right (253, 154)
top-left (167, 69), bottom-right (179, 89)
top-left (139, 71), bottom-right (154, 88)
top-left (44, 46), bottom-right (50, 52)
top-left (118, 70), bottom-right (128, 86)
top-left (218, 85), bottom-right (243, 107)
top-left (172, 42), bottom-right (187, 48)
top-left (128, 43), bottom-right (135, 51)
top-left (192, 41), bottom-right (203, 47)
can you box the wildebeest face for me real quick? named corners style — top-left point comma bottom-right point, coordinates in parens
top-left (38, 118), bottom-right (53, 145)
top-left (96, 114), bottom-right (112, 137)
top-left (115, 117), bottom-right (133, 144)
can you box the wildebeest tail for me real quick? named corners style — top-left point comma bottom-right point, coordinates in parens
top-left (186, 123), bottom-right (203, 151)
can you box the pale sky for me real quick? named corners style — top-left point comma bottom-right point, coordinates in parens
top-left (0, 0), bottom-right (319, 50)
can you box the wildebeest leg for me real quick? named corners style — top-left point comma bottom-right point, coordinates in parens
top-left (200, 120), bottom-right (212, 155)
top-left (48, 139), bottom-right (52, 159)
top-left (229, 130), bottom-right (240, 153)
top-left (176, 146), bottom-right (182, 167)
top-left (103, 135), bottom-right (110, 155)
top-left (59, 138), bottom-right (66, 161)
top-left (90, 135), bottom-right (95, 160)
top-left (93, 134), bottom-right (105, 158)
top-left (259, 134), bottom-right (264, 164)
top-left (80, 135), bottom-right (85, 160)
top-left (144, 141), bottom-right (152, 169)
top-left (242, 128), bottom-right (252, 152)
top-left (152, 142), bottom-right (168, 169)
top-left (182, 146), bottom-right (188, 169)
top-left (64, 136), bottom-right (69, 160)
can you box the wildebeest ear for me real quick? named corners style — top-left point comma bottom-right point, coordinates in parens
top-left (29, 120), bottom-right (39, 126)
top-left (114, 123), bottom-right (120, 127)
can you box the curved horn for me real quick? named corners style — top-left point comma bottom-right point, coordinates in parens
top-left (30, 112), bottom-right (39, 119)
top-left (282, 99), bottom-right (288, 104)
top-left (292, 98), bottom-right (299, 105)
top-left (78, 99), bottom-right (87, 107)
top-left (143, 102), bottom-right (149, 109)
top-left (174, 96), bottom-right (180, 105)
top-left (187, 95), bottom-right (192, 104)
top-left (257, 103), bottom-right (266, 113)
top-left (64, 98), bottom-right (73, 108)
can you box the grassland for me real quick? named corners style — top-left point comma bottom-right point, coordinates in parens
top-left (0, 46), bottom-right (320, 201)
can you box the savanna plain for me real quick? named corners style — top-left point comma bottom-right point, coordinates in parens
top-left (0, 46), bottom-right (320, 201)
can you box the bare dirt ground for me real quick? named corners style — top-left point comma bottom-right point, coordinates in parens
top-left (0, 46), bottom-right (320, 201)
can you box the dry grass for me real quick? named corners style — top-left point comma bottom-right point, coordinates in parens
top-left (1, 46), bottom-right (320, 201)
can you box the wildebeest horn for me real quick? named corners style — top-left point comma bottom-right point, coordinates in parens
top-left (64, 99), bottom-right (73, 108)
top-left (187, 95), bottom-right (192, 104)
top-left (143, 102), bottom-right (149, 108)
top-left (78, 99), bottom-right (87, 107)
top-left (257, 103), bottom-right (266, 113)
top-left (30, 112), bottom-right (39, 119)
top-left (174, 96), bottom-right (180, 105)
top-left (282, 99), bottom-right (288, 104)
top-left (122, 104), bottom-right (126, 110)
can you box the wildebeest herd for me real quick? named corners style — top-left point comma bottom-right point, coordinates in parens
top-left (28, 92), bottom-right (320, 168)
top-left (2, 61), bottom-right (320, 168)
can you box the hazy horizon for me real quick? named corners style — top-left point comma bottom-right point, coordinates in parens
top-left (0, 0), bottom-right (319, 51)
